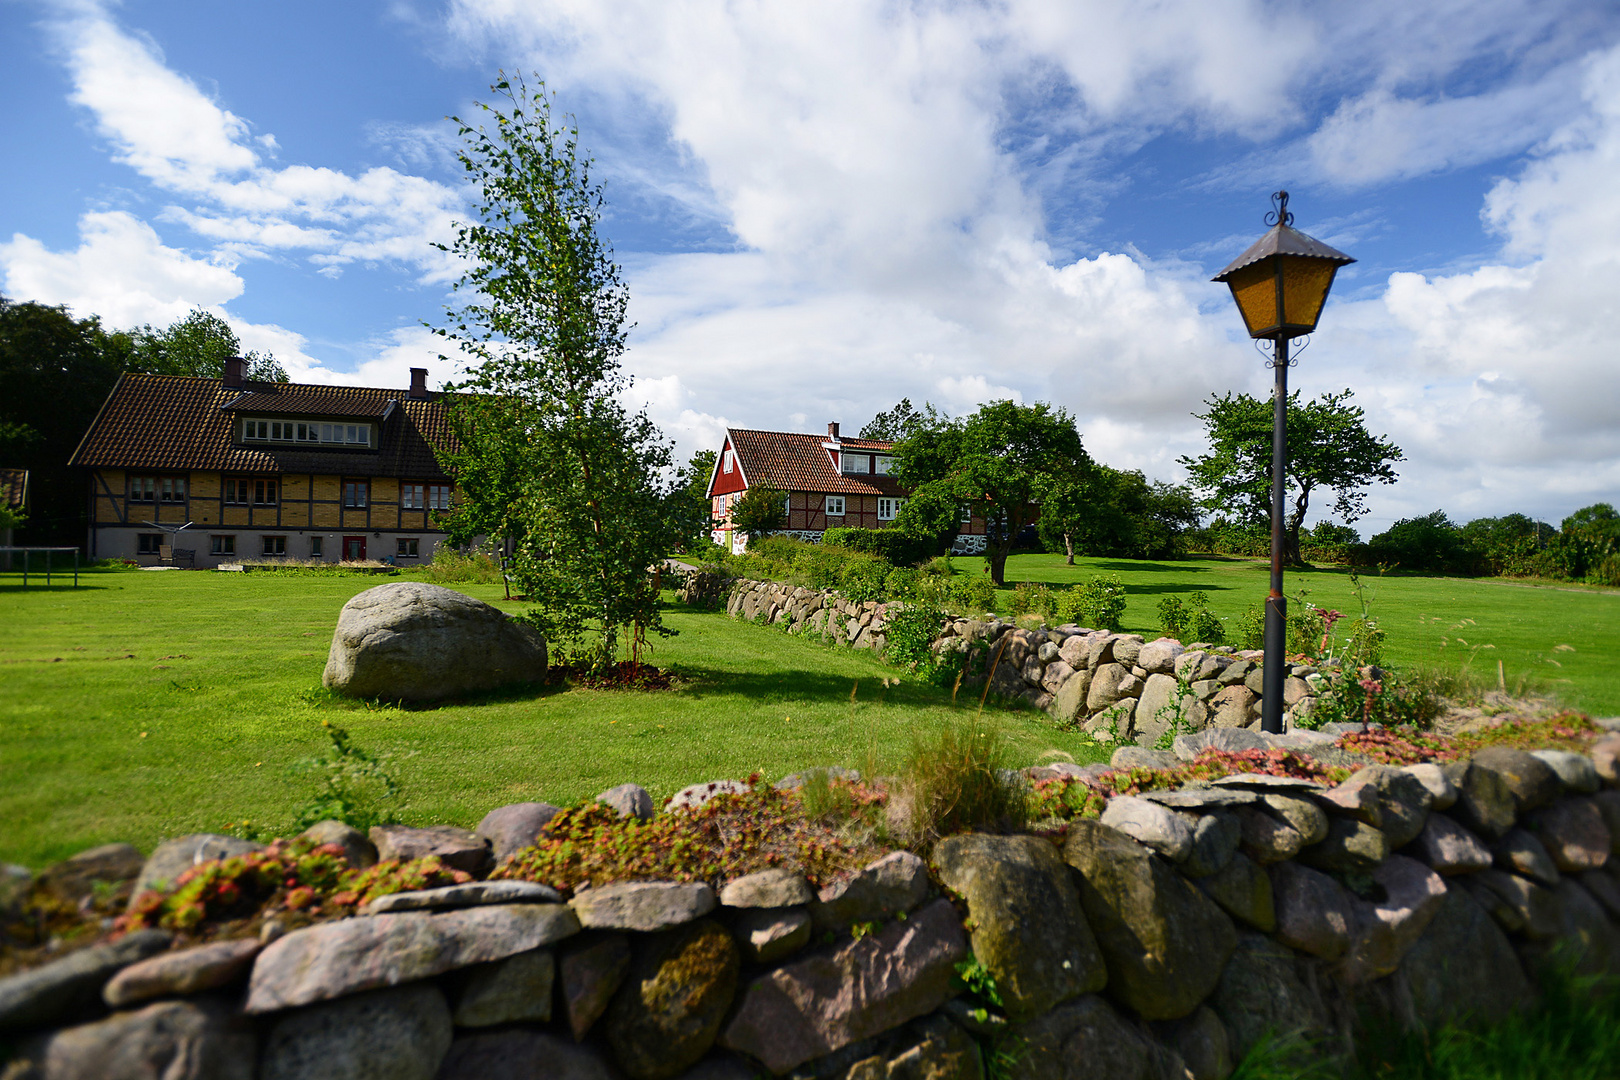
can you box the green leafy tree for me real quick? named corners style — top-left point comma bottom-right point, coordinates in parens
top-left (129, 309), bottom-right (286, 381)
top-left (1549, 503), bottom-right (1619, 580)
top-left (432, 74), bottom-right (677, 669)
top-left (859, 398), bottom-right (934, 442)
top-left (671, 448), bottom-right (718, 549)
top-left (1178, 388), bottom-right (1402, 567)
top-left (894, 400), bottom-right (1091, 586)
top-left (432, 394), bottom-right (531, 550)
top-left (730, 484), bottom-right (787, 548)
top-left (1038, 466), bottom-right (1201, 563)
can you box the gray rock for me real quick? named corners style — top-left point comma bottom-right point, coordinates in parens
top-left (0, 864), bottom-right (31, 920)
top-left (369, 824), bottom-right (492, 876)
top-left (1471, 869), bottom-right (1562, 939)
top-left (1180, 812), bottom-right (1242, 879)
top-left (1398, 885), bottom-right (1532, 1028)
top-left (476, 803), bottom-right (560, 862)
top-left (1135, 674), bottom-right (1206, 749)
top-left (933, 834), bottom-right (1106, 1022)
top-left (720, 898), bottom-right (967, 1074)
top-left (598, 783), bottom-right (656, 820)
top-left (1042, 659), bottom-right (1077, 694)
top-left (774, 767), bottom-right (860, 791)
top-left (1207, 685), bottom-right (1256, 729)
top-left (322, 581), bottom-right (547, 700)
top-left (1038, 640), bottom-right (1062, 663)
top-left (1407, 814), bottom-right (1492, 874)
top-left (1112, 635), bottom-right (1147, 668)
top-left (0, 930), bottom-right (170, 1033)
top-left (1109, 746), bottom-right (1178, 771)
top-left (1592, 736), bottom-right (1620, 786)
top-left (437, 1031), bottom-right (617, 1080)
top-left (719, 868), bottom-right (813, 909)
top-left (361, 880), bottom-right (562, 914)
top-left (1088, 663), bottom-right (1136, 710)
top-left (1084, 699), bottom-right (1137, 742)
top-left (733, 907), bottom-right (813, 964)
top-left (1101, 796), bottom-right (1194, 862)
top-left (245, 903), bottom-right (580, 1012)
top-left (1138, 639), bottom-right (1185, 675)
top-left (1211, 933), bottom-right (1335, 1063)
top-left (671, 1054), bottom-right (760, 1080)
top-left (559, 933), bottom-right (631, 1041)
top-left (780, 1013), bottom-right (981, 1080)
top-left (1493, 828), bottom-right (1561, 886)
top-left (1139, 788), bottom-right (1258, 810)
top-left (1271, 862), bottom-right (1355, 960)
top-left (1195, 852), bottom-right (1275, 932)
top-left (809, 851), bottom-right (928, 932)
top-left (1593, 791), bottom-right (1620, 854)
top-left (1579, 868), bottom-right (1620, 919)
top-left (103, 938), bottom-right (260, 1008)
top-left (1051, 670), bottom-right (1092, 725)
top-left (452, 949), bottom-right (554, 1027)
top-left (669, 780), bottom-right (750, 811)
top-left (129, 834), bottom-right (265, 902)
top-left (38, 843), bottom-right (144, 906)
top-left (298, 821), bottom-right (377, 869)
top-left (605, 920), bottom-right (740, 1080)
top-left (1402, 763), bottom-right (1457, 809)
top-left (1297, 816), bottom-right (1390, 874)
top-left (259, 983), bottom-right (452, 1080)
top-left (1016, 994), bottom-right (1187, 1080)
top-left (1516, 879), bottom-right (1620, 978)
top-left (12, 997), bottom-right (254, 1080)
top-left (1314, 776), bottom-right (1383, 825)
top-left (1471, 746), bottom-right (1563, 812)
top-left (1233, 805), bottom-right (1303, 864)
top-left (573, 881), bottom-right (717, 932)
top-left (1529, 797), bottom-right (1611, 872)
top-left (1172, 728), bottom-right (1268, 761)
top-left (1260, 794), bottom-right (1329, 846)
top-left (1348, 766), bottom-right (1434, 848)
top-left (1449, 760), bottom-right (1518, 840)
top-left (1338, 855), bottom-right (1448, 985)
top-left (1062, 819), bottom-right (1237, 1021)
top-left (1153, 1005), bottom-right (1231, 1080)
top-left (1532, 750), bottom-right (1600, 794)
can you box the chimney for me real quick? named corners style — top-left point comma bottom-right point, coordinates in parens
top-left (409, 368), bottom-right (429, 400)
top-left (223, 356), bottom-right (244, 389)
top-left (827, 422), bottom-right (840, 440)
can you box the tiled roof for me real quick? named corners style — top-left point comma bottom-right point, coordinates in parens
top-left (836, 437), bottom-right (894, 451)
top-left (1, 468), bottom-right (26, 510)
top-left (221, 387), bottom-right (396, 417)
top-left (69, 374), bottom-right (457, 479)
top-left (722, 428), bottom-right (902, 497)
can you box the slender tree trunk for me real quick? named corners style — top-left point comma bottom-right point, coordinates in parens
top-left (1286, 485), bottom-right (1312, 568)
top-left (1064, 533), bottom-right (1075, 566)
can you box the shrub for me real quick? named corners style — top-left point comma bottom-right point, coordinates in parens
top-left (1157, 591), bottom-right (1223, 643)
top-left (822, 526), bottom-right (933, 566)
top-left (1055, 575), bottom-right (1126, 630)
top-left (425, 546), bottom-right (504, 583)
top-left (888, 722), bottom-right (1028, 849)
top-left (1235, 604), bottom-right (1265, 651)
top-left (1010, 582), bottom-right (1055, 621)
top-left (290, 721), bottom-right (409, 831)
top-left (947, 573), bottom-right (997, 616)
top-left (885, 604), bottom-right (943, 672)
top-left (838, 554), bottom-right (891, 602)
top-left (884, 566), bottom-right (921, 599)
top-left (1185, 606), bottom-right (1226, 646)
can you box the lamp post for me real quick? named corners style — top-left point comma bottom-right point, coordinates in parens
top-left (1213, 192), bottom-right (1354, 734)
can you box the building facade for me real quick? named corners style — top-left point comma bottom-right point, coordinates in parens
top-left (70, 360), bottom-right (458, 568)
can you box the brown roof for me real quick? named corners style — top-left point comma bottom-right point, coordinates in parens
top-left (69, 373), bottom-right (456, 479)
top-left (221, 386), bottom-right (396, 417)
top-left (720, 428), bottom-right (902, 497)
top-left (1, 468), bottom-right (26, 510)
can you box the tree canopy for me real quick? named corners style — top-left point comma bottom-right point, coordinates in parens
top-left (1038, 465), bottom-right (1201, 563)
top-left (730, 484), bottom-right (787, 547)
top-left (859, 398), bottom-right (933, 442)
top-left (1178, 388), bottom-right (1402, 566)
top-left (127, 309), bottom-right (286, 381)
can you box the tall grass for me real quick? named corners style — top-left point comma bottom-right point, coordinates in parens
top-left (886, 720), bottom-right (1029, 849)
top-left (425, 547), bottom-right (505, 584)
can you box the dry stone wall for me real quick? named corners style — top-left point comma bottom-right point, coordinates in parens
top-left (6, 733), bottom-right (1620, 1079)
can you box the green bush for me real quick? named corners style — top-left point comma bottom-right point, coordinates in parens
top-left (426, 546), bottom-right (504, 584)
top-left (837, 554), bottom-right (891, 602)
top-left (884, 566), bottom-right (921, 599)
top-left (1235, 604), bottom-right (1265, 650)
top-left (1055, 575), bottom-right (1126, 630)
top-left (884, 604), bottom-right (942, 672)
top-left (1186, 606), bottom-right (1226, 646)
top-left (1010, 582), bottom-right (1055, 621)
top-left (948, 573), bottom-right (997, 616)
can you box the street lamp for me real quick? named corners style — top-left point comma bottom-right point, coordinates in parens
top-left (1213, 191), bottom-right (1354, 733)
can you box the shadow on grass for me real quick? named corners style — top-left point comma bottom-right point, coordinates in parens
top-left (0, 583), bottom-right (114, 594)
top-left (297, 677), bottom-right (573, 712)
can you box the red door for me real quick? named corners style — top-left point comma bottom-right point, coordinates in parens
top-left (343, 536), bottom-right (366, 561)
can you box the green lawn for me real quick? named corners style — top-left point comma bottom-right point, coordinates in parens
top-left (0, 566), bottom-right (1097, 869)
top-left (958, 552), bottom-right (1620, 718)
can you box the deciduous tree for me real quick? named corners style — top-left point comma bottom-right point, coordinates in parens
top-left (128, 309), bottom-right (285, 381)
top-left (730, 484), bottom-right (787, 548)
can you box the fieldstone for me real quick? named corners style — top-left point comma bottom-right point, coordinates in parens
top-left (11, 997), bottom-right (254, 1080)
top-left (1297, 816), bottom-right (1390, 874)
top-left (1112, 635), bottom-right (1147, 668)
top-left (103, 939), bottom-right (261, 1008)
top-left (1471, 869), bottom-right (1562, 939)
top-left (1270, 862), bottom-right (1354, 960)
top-left (1592, 736), bottom-right (1620, 785)
top-left (719, 898), bottom-right (967, 1074)
top-left (1194, 852), bottom-right (1274, 931)
top-left (361, 880), bottom-right (562, 914)
top-left (1016, 995), bottom-right (1186, 1080)
top-left (322, 582), bottom-right (546, 700)
top-left (1529, 797), bottom-right (1611, 872)
top-left (669, 779), bottom-right (750, 811)
top-left (598, 783), bottom-right (656, 821)
top-left (809, 851), bottom-right (928, 932)
top-left (1051, 669), bottom-right (1092, 724)
top-left (1516, 879), bottom-right (1620, 978)
top-left (1207, 685), bottom-right (1256, 729)
top-left (437, 1031), bottom-right (617, 1080)
top-left (130, 835), bottom-right (266, 903)
top-left (1085, 699), bottom-right (1137, 742)
top-left (1138, 639), bottom-right (1184, 675)
top-left (1210, 772), bottom-right (1325, 793)
top-left (1089, 634), bottom-right (1121, 669)
top-left (1038, 640), bottom-right (1061, 663)
top-left (733, 907), bottom-right (813, 964)
top-left (1153, 1005), bottom-right (1231, 1080)
top-left (1058, 634), bottom-right (1090, 667)
top-left (0, 930), bottom-right (170, 1033)
top-left (1232, 806), bottom-right (1302, 864)
top-left (1217, 659), bottom-right (1254, 686)
top-left (452, 948), bottom-right (554, 1027)
top-left (0, 864), bottom-right (30, 922)
top-left (675, 1055), bottom-right (759, 1080)
top-left (1493, 828), bottom-right (1561, 885)
top-left (720, 868), bottom-right (814, 909)
top-left (244, 903), bottom-right (580, 1012)
top-left (1338, 855), bottom-right (1448, 985)
top-left (1179, 812), bottom-right (1242, 879)
top-left (259, 983), bottom-right (452, 1080)
top-left (298, 821), bottom-right (377, 869)
top-left (1580, 868), bottom-right (1620, 919)
top-left (1448, 760), bottom-right (1518, 840)
top-left (1594, 791), bottom-right (1620, 853)
top-left (933, 834), bottom-right (1106, 1022)
top-left (1314, 777), bottom-right (1382, 826)
top-left (1110, 746), bottom-right (1176, 771)
top-left (1101, 797), bottom-right (1194, 862)
top-left (781, 1013), bottom-right (981, 1080)
top-left (1471, 746), bottom-right (1563, 812)
top-left (1172, 729), bottom-right (1268, 761)
top-left (369, 824), bottom-right (492, 876)
top-left (476, 803), bottom-right (560, 862)
top-left (603, 920), bottom-right (739, 1080)
top-left (1042, 660), bottom-right (1076, 694)
top-left (1062, 819), bottom-right (1237, 1020)
top-left (1210, 933), bottom-right (1333, 1063)
top-left (1398, 886), bottom-right (1532, 1027)
top-left (1260, 795), bottom-right (1329, 846)
top-left (775, 767), bottom-right (861, 791)
top-left (1173, 650), bottom-right (1207, 681)
top-left (559, 933), bottom-right (631, 1041)
top-left (1087, 663), bottom-right (1135, 710)
top-left (1402, 763), bottom-right (1457, 810)
top-left (1140, 789), bottom-right (1258, 811)
top-left (572, 881), bottom-right (717, 932)
top-left (1406, 814), bottom-right (1492, 874)
top-left (1531, 750), bottom-right (1600, 794)
top-left (1348, 766), bottom-right (1433, 848)
top-left (39, 843), bottom-right (144, 905)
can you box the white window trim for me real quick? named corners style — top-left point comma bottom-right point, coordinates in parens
top-left (878, 497), bottom-right (906, 521)
top-left (841, 454), bottom-right (870, 474)
top-left (825, 495), bottom-right (846, 516)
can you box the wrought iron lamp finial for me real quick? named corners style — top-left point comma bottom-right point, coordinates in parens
top-left (1266, 190), bottom-right (1293, 227)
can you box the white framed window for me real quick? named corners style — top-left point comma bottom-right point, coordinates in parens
top-left (428, 484), bottom-right (452, 510)
top-left (722, 449), bottom-right (734, 474)
top-left (961, 504), bottom-right (974, 524)
top-left (782, 495), bottom-right (792, 517)
top-left (825, 495), bottom-right (846, 516)
top-left (874, 456), bottom-right (894, 475)
top-left (397, 538), bottom-right (420, 558)
top-left (841, 454), bottom-right (869, 474)
top-left (247, 419), bottom-right (370, 446)
top-left (878, 497), bottom-right (906, 521)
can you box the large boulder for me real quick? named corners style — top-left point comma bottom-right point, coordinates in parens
top-left (37, 843), bottom-right (144, 906)
top-left (781, 1014), bottom-right (981, 1080)
top-left (1195, 852), bottom-right (1275, 932)
top-left (322, 582), bottom-right (547, 701)
top-left (437, 1031), bottom-right (618, 1080)
top-left (130, 835), bottom-right (263, 900)
top-left (9, 997), bottom-right (254, 1080)
top-left (933, 834), bottom-right (1107, 1022)
top-left (1062, 819), bottom-right (1237, 1021)
top-left (259, 984), bottom-right (452, 1080)
top-left (1337, 855), bottom-right (1448, 984)
top-left (1397, 886), bottom-right (1532, 1028)
top-left (0, 930), bottom-right (171, 1033)
top-left (1470, 747), bottom-right (1563, 813)
top-left (1016, 995), bottom-right (1187, 1080)
top-left (604, 921), bottom-right (739, 1080)
top-left (1210, 934), bottom-right (1335, 1063)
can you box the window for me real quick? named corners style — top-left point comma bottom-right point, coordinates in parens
top-left (130, 477), bottom-right (183, 502)
top-left (310, 536), bottom-right (323, 557)
top-left (397, 538), bottom-right (419, 558)
top-left (874, 456), bottom-right (894, 475)
top-left (225, 479), bottom-right (276, 505)
top-left (841, 454), bottom-right (869, 474)
top-left (130, 477), bottom-right (155, 502)
top-left (160, 478), bottom-right (186, 502)
top-left (210, 535), bottom-right (236, 556)
top-left (255, 480), bottom-right (276, 505)
top-left (825, 496), bottom-right (846, 516)
top-left (244, 419), bottom-right (370, 446)
top-left (137, 534), bottom-right (163, 555)
top-left (878, 497), bottom-right (906, 521)
top-left (262, 536), bottom-right (286, 556)
top-left (783, 495), bottom-right (792, 517)
top-left (722, 449), bottom-right (734, 474)
top-left (960, 504), bottom-right (974, 524)
top-left (401, 483), bottom-right (424, 509)
top-left (343, 480), bottom-right (369, 508)
top-left (428, 484), bottom-right (451, 510)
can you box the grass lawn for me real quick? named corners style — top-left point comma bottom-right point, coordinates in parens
top-left (958, 552), bottom-right (1620, 718)
top-left (0, 566), bottom-right (1097, 869)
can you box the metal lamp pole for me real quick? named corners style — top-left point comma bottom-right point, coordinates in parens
top-left (1261, 335), bottom-right (1290, 734)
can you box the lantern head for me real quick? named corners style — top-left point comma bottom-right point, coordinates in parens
top-left (1213, 192), bottom-right (1355, 341)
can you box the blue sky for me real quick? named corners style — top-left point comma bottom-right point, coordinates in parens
top-left (4, 0), bottom-right (1619, 536)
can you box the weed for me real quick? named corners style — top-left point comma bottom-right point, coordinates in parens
top-left (288, 721), bottom-right (410, 832)
top-left (888, 721), bottom-right (1029, 849)
top-left (424, 546), bottom-right (505, 584)
top-left (1151, 676), bottom-right (1200, 751)
top-left (1055, 575), bottom-right (1126, 630)
top-left (1010, 582), bottom-right (1055, 621)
